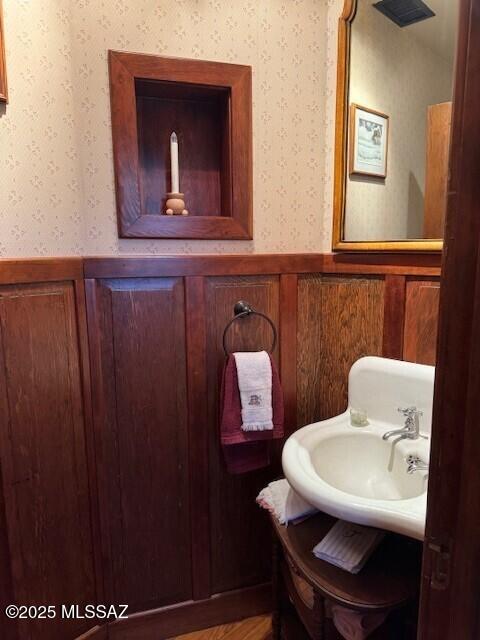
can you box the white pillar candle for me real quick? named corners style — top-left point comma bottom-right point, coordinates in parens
top-left (170, 131), bottom-right (180, 193)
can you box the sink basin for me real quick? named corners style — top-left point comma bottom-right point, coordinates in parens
top-left (282, 357), bottom-right (434, 540)
top-left (311, 431), bottom-right (427, 501)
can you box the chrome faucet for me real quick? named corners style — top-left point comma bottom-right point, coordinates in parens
top-left (406, 454), bottom-right (429, 474)
top-left (382, 406), bottom-right (423, 441)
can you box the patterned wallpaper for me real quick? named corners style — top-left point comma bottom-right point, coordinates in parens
top-left (0, 0), bottom-right (85, 256)
top-left (0, 0), bottom-right (338, 257)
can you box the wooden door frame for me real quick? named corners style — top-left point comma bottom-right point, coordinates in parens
top-left (418, 0), bottom-right (480, 637)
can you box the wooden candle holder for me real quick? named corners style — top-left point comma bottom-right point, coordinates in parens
top-left (165, 192), bottom-right (189, 216)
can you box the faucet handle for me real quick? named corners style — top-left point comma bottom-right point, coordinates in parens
top-left (406, 454), bottom-right (429, 474)
top-left (398, 406), bottom-right (423, 418)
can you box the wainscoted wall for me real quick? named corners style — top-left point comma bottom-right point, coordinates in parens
top-left (0, 255), bottom-right (441, 639)
top-left (0, 261), bottom-right (98, 640)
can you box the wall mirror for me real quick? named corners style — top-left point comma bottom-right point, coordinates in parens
top-left (0, 0), bottom-right (7, 103)
top-left (333, 0), bottom-right (459, 252)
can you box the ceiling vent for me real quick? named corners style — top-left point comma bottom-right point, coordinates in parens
top-left (373, 0), bottom-right (435, 27)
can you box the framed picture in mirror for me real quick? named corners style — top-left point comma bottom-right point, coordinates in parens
top-left (349, 104), bottom-right (389, 178)
top-left (0, 0), bottom-right (7, 103)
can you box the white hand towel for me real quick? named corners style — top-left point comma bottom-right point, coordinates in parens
top-left (234, 351), bottom-right (273, 431)
top-left (330, 604), bottom-right (388, 640)
top-left (256, 478), bottom-right (318, 525)
top-left (313, 520), bottom-right (385, 574)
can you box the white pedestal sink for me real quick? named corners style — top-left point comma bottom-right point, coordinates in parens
top-left (282, 357), bottom-right (434, 540)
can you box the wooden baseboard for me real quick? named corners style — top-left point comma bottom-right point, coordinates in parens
top-left (107, 583), bottom-right (272, 640)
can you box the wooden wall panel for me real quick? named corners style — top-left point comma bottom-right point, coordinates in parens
top-left (382, 275), bottom-right (406, 360)
top-left (86, 278), bottom-right (191, 613)
top-left (0, 477), bottom-right (14, 640)
top-left (0, 282), bottom-right (96, 640)
top-left (0, 256), bottom-right (442, 640)
top-left (279, 275), bottom-right (298, 438)
top-left (185, 277), bottom-right (211, 601)
top-left (205, 276), bottom-right (280, 594)
top-left (403, 279), bottom-right (441, 365)
top-left (83, 253), bottom-right (441, 280)
top-left (297, 275), bottom-right (385, 427)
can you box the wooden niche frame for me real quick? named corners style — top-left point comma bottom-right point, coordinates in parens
top-left (108, 51), bottom-right (253, 240)
top-left (0, 0), bottom-right (7, 103)
top-left (332, 0), bottom-right (443, 253)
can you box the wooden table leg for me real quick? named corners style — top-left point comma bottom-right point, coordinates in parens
top-left (313, 591), bottom-right (325, 640)
top-left (272, 535), bottom-right (282, 640)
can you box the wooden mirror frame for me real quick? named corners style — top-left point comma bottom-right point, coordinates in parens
top-left (0, 0), bottom-right (7, 103)
top-left (332, 0), bottom-right (443, 253)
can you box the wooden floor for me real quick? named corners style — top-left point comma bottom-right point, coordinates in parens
top-left (168, 615), bottom-right (272, 640)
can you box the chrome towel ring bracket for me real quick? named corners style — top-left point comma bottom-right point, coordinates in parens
top-left (222, 300), bottom-right (277, 356)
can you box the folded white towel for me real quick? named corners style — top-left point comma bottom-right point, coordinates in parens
top-left (256, 478), bottom-right (318, 525)
top-left (330, 603), bottom-right (388, 640)
top-left (313, 520), bottom-right (385, 574)
top-left (234, 351), bottom-right (273, 431)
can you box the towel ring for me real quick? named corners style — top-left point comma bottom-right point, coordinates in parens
top-left (222, 300), bottom-right (277, 356)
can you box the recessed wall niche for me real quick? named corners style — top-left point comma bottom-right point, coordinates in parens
top-left (108, 51), bottom-right (253, 240)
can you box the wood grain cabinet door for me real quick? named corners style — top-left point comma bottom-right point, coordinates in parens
top-left (86, 278), bottom-right (192, 613)
top-left (0, 282), bottom-right (97, 640)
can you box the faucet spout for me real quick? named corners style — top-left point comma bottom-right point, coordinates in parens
top-left (382, 406), bottom-right (423, 441)
top-left (382, 428), bottom-right (409, 441)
